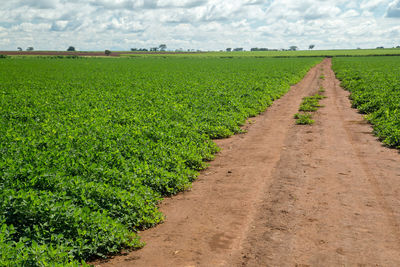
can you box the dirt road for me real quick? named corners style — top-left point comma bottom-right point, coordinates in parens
top-left (96, 59), bottom-right (400, 266)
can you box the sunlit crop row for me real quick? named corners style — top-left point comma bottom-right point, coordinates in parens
top-left (333, 56), bottom-right (400, 148)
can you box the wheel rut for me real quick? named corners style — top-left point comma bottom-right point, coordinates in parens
top-left (94, 58), bottom-right (400, 267)
top-left (234, 59), bottom-right (400, 266)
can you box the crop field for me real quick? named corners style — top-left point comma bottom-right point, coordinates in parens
top-left (121, 48), bottom-right (400, 58)
top-left (0, 56), bottom-right (321, 265)
top-left (2, 48), bottom-right (400, 59)
top-left (332, 56), bottom-right (400, 148)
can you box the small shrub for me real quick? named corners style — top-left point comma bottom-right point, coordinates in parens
top-left (294, 113), bottom-right (314, 125)
top-left (299, 94), bottom-right (325, 112)
top-left (295, 93), bottom-right (325, 125)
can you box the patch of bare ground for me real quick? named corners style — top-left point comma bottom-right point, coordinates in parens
top-left (93, 58), bottom-right (400, 267)
top-left (235, 59), bottom-right (400, 266)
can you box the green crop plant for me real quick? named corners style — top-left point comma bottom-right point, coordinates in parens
top-left (299, 94), bottom-right (326, 112)
top-left (294, 113), bottom-right (315, 125)
top-left (333, 56), bottom-right (400, 148)
top-left (295, 93), bottom-right (326, 125)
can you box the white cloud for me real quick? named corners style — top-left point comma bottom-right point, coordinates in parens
top-left (88, 0), bottom-right (208, 10)
top-left (386, 0), bottom-right (400, 17)
top-left (341, 9), bottom-right (360, 18)
top-left (0, 0), bottom-right (400, 51)
top-left (18, 0), bottom-right (59, 9)
top-left (361, 0), bottom-right (389, 10)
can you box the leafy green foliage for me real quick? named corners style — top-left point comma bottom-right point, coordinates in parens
top-left (294, 113), bottom-right (315, 125)
top-left (332, 56), bottom-right (400, 148)
top-left (0, 56), bottom-right (321, 264)
top-left (295, 93), bottom-right (325, 125)
top-left (299, 94), bottom-right (325, 112)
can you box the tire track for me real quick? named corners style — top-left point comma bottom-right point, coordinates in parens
top-left (234, 59), bottom-right (400, 266)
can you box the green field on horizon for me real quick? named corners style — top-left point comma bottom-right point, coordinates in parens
top-left (121, 48), bottom-right (400, 58)
top-left (2, 48), bottom-right (400, 58)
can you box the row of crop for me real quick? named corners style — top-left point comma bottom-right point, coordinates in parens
top-left (332, 56), bottom-right (400, 148)
top-left (0, 57), bottom-right (321, 265)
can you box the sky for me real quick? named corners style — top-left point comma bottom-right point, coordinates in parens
top-left (0, 0), bottom-right (400, 51)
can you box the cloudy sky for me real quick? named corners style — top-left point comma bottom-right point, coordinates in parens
top-left (0, 0), bottom-right (400, 51)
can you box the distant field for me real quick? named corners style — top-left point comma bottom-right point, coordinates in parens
top-left (0, 51), bottom-right (200, 57)
top-left (1, 48), bottom-right (400, 58)
top-left (122, 48), bottom-right (400, 58)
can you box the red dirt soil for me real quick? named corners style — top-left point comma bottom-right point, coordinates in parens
top-left (93, 58), bottom-right (400, 266)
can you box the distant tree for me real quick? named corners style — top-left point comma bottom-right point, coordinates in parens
top-left (289, 46), bottom-right (298, 51)
top-left (251, 47), bottom-right (268, 51)
top-left (159, 44), bottom-right (167, 51)
top-left (67, 46), bottom-right (75, 51)
top-left (131, 48), bottom-right (137, 51)
top-left (17, 47), bottom-right (22, 51)
top-left (26, 47), bottom-right (34, 51)
top-left (376, 46), bottom-right (384, 49)
top-left (150, 47), bottom-right (158, 52)
top-left (309, 44), bottom-right (315, 50)
top-left (105, 50), bottom-right (111, 56)
top-left (233, 48), bottom-right (243, 52)
top-left (226, 48), bottom-right (232, 52)
top-left (396, 46), bottom-right (400, 49)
